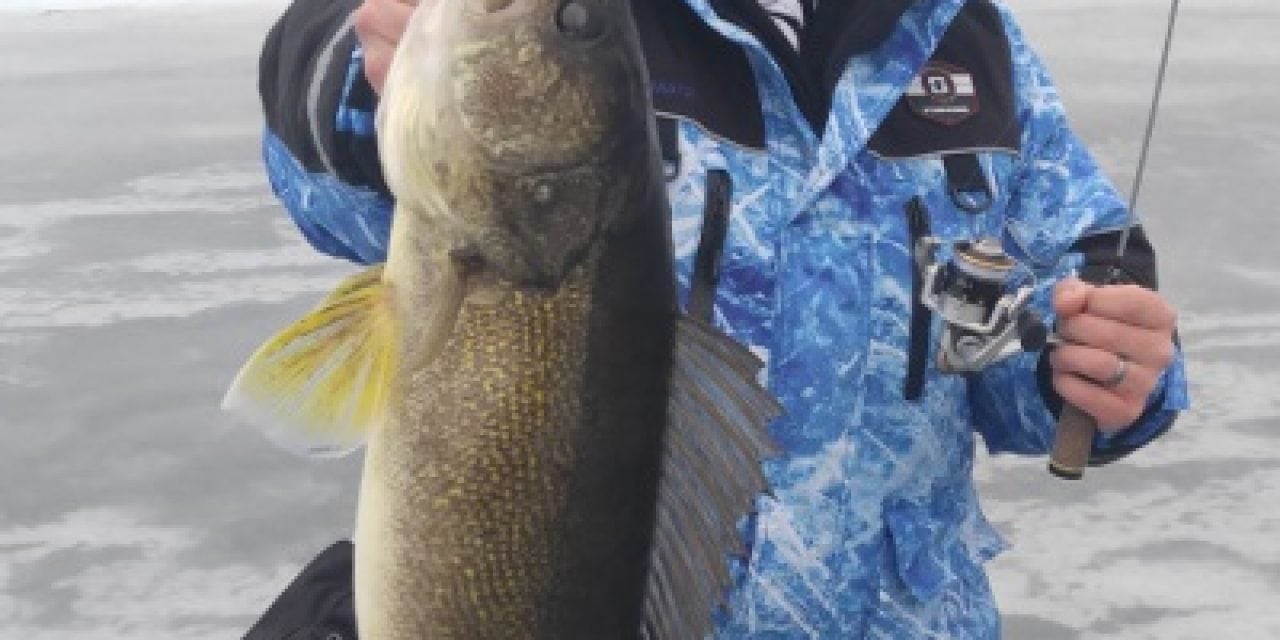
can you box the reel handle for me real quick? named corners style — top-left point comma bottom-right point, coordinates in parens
top-left (1048, 404), bottom-right (1096, 480)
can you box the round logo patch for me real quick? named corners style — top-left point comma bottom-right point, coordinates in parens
top-left (906, 62), bottom-right (980, 126)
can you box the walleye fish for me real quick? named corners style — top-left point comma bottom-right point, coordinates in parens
top-left (225, 0), bottom-right (779, 638)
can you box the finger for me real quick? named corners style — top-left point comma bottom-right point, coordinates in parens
top-left (1084, 284), bottom-right (1177, 332)
top-left (363, 44), bottom-right (394, 94)
top-left (1058, 313), bottom-right (1176, 370)
top-left (1053, 371), bottom-right (1144, 433)
top-left (355, 0), bottom-right (418, 43)
top-left (1049, 344), bottom-right (1158, 400)
top-left (1053, 278), bottom-right (1093, 319)
top-left (355, 0), bottom-right (419, 94)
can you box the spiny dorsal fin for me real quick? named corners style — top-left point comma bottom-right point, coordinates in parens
top-left (221, 266), bottom-right (399, 457)
top-left (642, 317), bottom-right (781, 639)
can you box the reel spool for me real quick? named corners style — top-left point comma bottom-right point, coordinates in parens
top-left (917, 236), bottom-right (1039, 374)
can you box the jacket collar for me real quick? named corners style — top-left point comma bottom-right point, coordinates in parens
top-left (706, 0), bottom-right (915, 131)
top-left (639, 0), bottom-right (968, 157)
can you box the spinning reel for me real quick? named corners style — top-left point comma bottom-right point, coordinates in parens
top-left (914, 235), bottom-right (1048, 374)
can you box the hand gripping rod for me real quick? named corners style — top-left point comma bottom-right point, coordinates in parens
top-left (1048, 0), bottom-right (1181, 480)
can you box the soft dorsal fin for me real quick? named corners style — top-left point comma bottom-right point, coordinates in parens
top-left (642, 316), bottom-right (781, 639)
top-left (221, 266), bottom-right (399, 457)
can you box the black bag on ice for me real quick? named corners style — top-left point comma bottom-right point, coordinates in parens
top-left (244, 540), bottom-right (357, 640)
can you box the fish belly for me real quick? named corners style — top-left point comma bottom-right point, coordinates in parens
top-left (354, 268), bottom-right (671, 639)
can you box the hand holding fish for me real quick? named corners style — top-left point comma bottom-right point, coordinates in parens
top-left (1049, 279), bottom-right (1177, 432)
top-left (354, 0), bottom-right (422, 94)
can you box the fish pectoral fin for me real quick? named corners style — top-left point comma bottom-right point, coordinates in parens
top-left (222, 266), bottom-right (399, 458)
top-left (643, 317), bottom-right (782, 640)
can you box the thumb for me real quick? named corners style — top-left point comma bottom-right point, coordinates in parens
top-left (1053, 278), bottom-right (1092, 319)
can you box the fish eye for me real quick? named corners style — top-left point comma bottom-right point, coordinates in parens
top-left (533, 183), bottom-right (554, 204)
top-left (556, 0), bottom-right (606, 41)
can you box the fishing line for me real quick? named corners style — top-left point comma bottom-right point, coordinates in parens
top-left (1117, 0), bottom-right (1181, 259)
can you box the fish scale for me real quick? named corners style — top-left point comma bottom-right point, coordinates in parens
top-left (360, 271), bottom-right (595, 638)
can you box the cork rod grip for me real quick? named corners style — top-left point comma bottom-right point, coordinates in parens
top-left (1048, 404), bottom-right (1097, 480)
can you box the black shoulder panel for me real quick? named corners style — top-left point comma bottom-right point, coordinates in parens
top-left (633, 0), bottom-right (767, 150)
top-left (868, 1), bottom-right (1020, 158)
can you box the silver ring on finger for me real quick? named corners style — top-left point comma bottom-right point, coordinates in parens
top-left (1100, 354), bottom-right (1129, 389)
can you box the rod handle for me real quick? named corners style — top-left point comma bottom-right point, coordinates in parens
top-left (1048, 404), bottom-right (1097, 480)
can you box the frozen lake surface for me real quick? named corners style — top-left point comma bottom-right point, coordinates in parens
top-left (0, 1), bottom-right (1276, 638)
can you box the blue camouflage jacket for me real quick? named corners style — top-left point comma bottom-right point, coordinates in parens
top-left (257, 0), bottom-right (1190, 637)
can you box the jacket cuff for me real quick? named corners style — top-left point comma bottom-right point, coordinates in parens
top-left (263, 129), bottom-right (393, 265)
top-left (1090, 348), bottom-right (1189, 464)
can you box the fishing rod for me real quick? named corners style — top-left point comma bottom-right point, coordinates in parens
top-left (908, 0), bottom-right (1182, 475)
top-left (1048, 0), bottom-right (1182, 480)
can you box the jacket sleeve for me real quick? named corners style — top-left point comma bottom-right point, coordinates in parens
top-left (259, 0), bottom-right (393, 265)
top-left (966, 7), bottom-right (1191, 464)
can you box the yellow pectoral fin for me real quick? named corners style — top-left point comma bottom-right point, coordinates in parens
top-left (222, 266), bottom-right (400, 457)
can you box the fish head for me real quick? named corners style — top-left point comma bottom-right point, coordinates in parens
top-left (380, 0), bottom-right (659, 291)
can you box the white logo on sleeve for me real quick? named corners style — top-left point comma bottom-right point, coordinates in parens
top-left (906, 62), bottom-right (980, 125)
